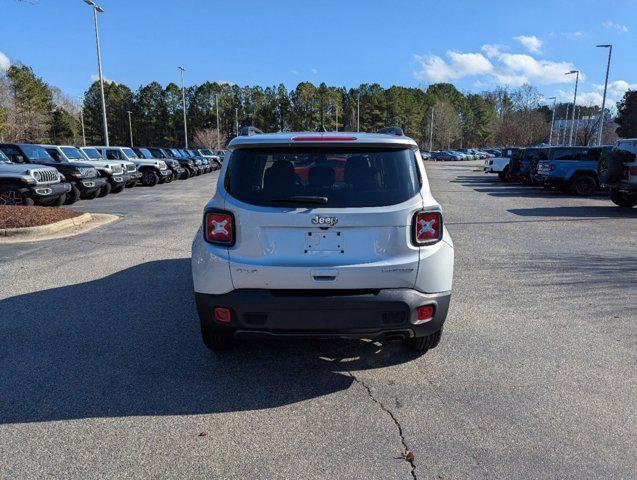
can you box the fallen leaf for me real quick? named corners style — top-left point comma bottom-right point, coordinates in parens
top-left (402, 450), bottom-right (415, 462)
top-left (199, 432), bottom-right (208, 437)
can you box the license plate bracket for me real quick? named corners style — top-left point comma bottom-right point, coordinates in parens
top-left (304, 231), bottom-right (344, 254)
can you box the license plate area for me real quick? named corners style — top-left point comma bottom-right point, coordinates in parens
top-left (305, 231), bottom-right (344, 254)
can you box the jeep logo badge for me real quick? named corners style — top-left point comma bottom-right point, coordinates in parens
top-left (312, 215), bottom-right (338, 226)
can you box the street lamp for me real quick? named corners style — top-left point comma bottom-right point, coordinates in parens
top-left (178, 66), bottom-right (188, 148)
top-left (596, 44), bottom-right (612, 145)
top-left (83, 0), bottom-right (109, 146)
top-left (357, 91), bottom-right (360, 132)
top-left (127, 110), bottom-right (133, 147)
top-left (78, 96), bottom-right (87, 146)
top-left (546, 97), bottom-right (557, 145)
top-left (565, 70), bottom-right (580, 146)
top-left (215, 94), bottom-right (221, 150)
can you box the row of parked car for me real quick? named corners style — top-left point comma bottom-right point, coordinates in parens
top-left (483, 139), bottom-right (637, 208)
top-left (0, 144), bottom-right (228, 206)
top-left (421, 148), bottom-right (499, 161)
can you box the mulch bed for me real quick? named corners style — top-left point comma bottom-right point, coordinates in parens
top-left (0, 206), bottom-right (81, 229)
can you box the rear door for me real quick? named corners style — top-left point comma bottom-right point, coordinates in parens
top-left (223, 146), bottom-right (426, 290)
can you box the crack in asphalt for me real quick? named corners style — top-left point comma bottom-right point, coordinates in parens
top-left (345, 371), bottom-right (418, 480)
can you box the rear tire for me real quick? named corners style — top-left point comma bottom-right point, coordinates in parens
top-left (98, 181), bottom-right (111, 198)
top-left (201, 323), bottom-right (235, 350)
top-left (569, 175), bottom-right (597, 196)
top-left (498, 166), bottom-right (511, 182)
top-left (405, 329), bottom-right (442, 354)
top-left (610, 191), bottom-right (637, 208)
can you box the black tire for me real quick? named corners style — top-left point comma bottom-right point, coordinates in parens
top-left (201, 323), bottom-right (235, 350)
top-left (140, 169), bottom-right (159, 187)
top-left (98, 182), bottom-right (112, 198)
top-left (610, 191), bottom-right (637, 208)
top-left (404, 329), bottom-right (442, 354)
top-left (125, 181), bottom-right (137, 189)
top-left (180, 169), bottom-right (191, 180)
top-left (569, 175), bottom-right (597, 196)
top-left (82, 189), bottom-right (100, 200)
top-left (0, 185), bottom-right (34, 206)
top-left (111, 183), bottom-right (125, 194)
top-left (51, 193), bottom-right (66, 207)
top-left (498, 166), bottom-right (511, 182)
top-left (64, 184), bottom-right (81, 205)
top-left (598, 150), bottom-right (630, 184)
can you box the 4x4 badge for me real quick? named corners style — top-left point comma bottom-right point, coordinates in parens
top-left (312, 215), bottom-right (338, 226)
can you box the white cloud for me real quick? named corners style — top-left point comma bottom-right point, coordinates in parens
top-left (90, 73), bottom-right (115, 83)
top-left (561, 31), bottom-right (584, 39)
top-left (311, 68), bottom-right (318, 75)
top-left (0, 51), bottom-right (10, 72)
top-left (602, 20), bottom-right (629, 32)
top-left (216, 80), bottom-right (236, 86)
top-left (291, 69), bottom-right (300, 76)
top-left (594, 80), bottom-right (637, 97)
top-left (514, 35), bottom-right (543, 54)
top-left (414, 46), bottom-right (579, 87)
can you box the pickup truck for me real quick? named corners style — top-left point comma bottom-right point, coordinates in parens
top-left (598, 138), bottom-right (637, 208)
top-left (535, 146), bottom-right (611, 196)
top-left (507, 147), bottom-right (547, 184)
top-left (0, 148), bottom-right (71, 206)
top-left (0, 143), bottom-right (104, 205)
top-left (484, 147), bottom-right (519, 181)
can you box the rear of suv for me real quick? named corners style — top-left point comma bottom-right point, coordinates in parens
top-left (598, 139), bottom-right (637, 207)
top-left (191, 129), bottom-right (454, 354)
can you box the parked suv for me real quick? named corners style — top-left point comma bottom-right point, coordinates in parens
top-left (598, 139), bottom-right (637, 208)
top-left (191, 129), bottom-right (454, 353)
top-left (0, 143), bottom-right (103, 205)
top-left (147, 148), bottom-right (195, 179)
top-left (0, 148), bottom-right (70, 206)
top-left (536, 146), bottom-right (611, 195)
top-left (79, 146), bottom-right (141, 189)
top-left (43, 145), bottom-right (124, 197)
top-left (484, 147), bottom-right (519, 181)
top-left (133, 147), bottom-right (183, 182)
top-left (93, 146), bottom-right (170, 187)
top-left (169, 148), bottom-right (202, 175)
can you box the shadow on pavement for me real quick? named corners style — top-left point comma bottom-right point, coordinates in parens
top-left (0, 258), bottom-right (420, 425)
top-left (509, 206), bottom-right (637, 218)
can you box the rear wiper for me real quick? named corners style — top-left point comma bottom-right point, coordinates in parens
top-left (272, 196), bottom-right (329, 205)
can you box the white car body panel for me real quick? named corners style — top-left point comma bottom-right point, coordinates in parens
top-left (484, 156), bottom-right (510, 173)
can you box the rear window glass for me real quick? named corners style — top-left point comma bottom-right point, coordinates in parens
top-left (225, 147), bottom-right (420, 208)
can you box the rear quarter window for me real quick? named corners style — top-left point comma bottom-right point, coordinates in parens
top-left (225, 147), bottom-right (421, 208)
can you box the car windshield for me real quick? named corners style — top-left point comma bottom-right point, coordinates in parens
top-left (226, 147), bottom-right (420, 208)
top-left (81, 148), bottom-right (103, 159)
top-left (60, 147), bottom-right (84, 160)
top-left (0, 149), bottom-right (10, 163)
top-left (138, 148), bottom-right (154, 158)
top-left (170, 149), bottom-right (181, 157)
top-left (121, 148), bottom-right (138, 159)
top-left (20, 144), bottom-right (54, 161)
top-left (200, 149), bottom-right (213, 155)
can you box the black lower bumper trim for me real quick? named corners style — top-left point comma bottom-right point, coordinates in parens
top-left (195, 288), bottom-right (451, 339)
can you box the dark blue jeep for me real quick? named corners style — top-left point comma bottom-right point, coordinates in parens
top-left (535, 146), bottom-right (612, 196)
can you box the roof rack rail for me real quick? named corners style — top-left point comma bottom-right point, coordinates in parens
top-left (378, 126), bottom-right (404, 136)
top-left (239, 126), bottom-right (264, 136)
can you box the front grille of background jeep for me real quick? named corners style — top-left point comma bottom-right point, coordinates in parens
top-left (79, 167), bottom-right (98, 178)
top-left (125, 164), bottom-right (136, 173)
top-left (32, 169), bottom-right (59, 184)
top-left (111, 165), bottom-right (124, 175)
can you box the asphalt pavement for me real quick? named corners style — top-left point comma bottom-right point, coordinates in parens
top-left (1, 162), bottom-right (635, 479)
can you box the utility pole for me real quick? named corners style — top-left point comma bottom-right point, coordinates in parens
top-left (357, 91), bottom-right (360, 132)
top-left (562, 103), bottom-right (570, 145)
top-left (566, 70), bottom-right (579, 147)
top-left (127, 110), bottom-right (133, 147)
top-left (429, 108), bottom-right (434, 152)
top-left (335, 104), bottom-right (338, 132)
top-left (83, 0), bottom-right (109, 146)
top-left (235, 108), bottom-right (239, 137)
top-left (215, 94), bottom-right (221, 150)
top-left (596, 44), bottom-right (612, 145)
top-left (79, 103), bottom-right (87, 146)
top-left (547, 97), bottom-right (557, 145)
top-left (178, 66), bottom-right (188, 148)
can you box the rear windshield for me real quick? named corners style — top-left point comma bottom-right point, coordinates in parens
top-left (225, 147), bottom-right (420, 208)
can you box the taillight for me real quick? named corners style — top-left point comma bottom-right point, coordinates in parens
top-left (412, 211), bottom-right (443, 246)
top-left (416, 305), bottom-right (435, 323)
top-left (204, 210), bottom-right (235, 246)
top-left (548, 165), bottom-right (556, 171)
top-left (213, 307), bottom-right (232, 323)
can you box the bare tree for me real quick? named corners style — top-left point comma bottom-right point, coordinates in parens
top-left (430, 100), bottom-right (461, 149)
top-left (192, 128), bottom-right (229, 149)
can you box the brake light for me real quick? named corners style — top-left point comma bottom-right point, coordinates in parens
top-left (292, 136), bottom-right (357, 142)
top-left (548, 165), bottom-right (556, 171)
top-left (416, 305), bottom-right (435, 323)
top-left (412, 211), bottom-right (443, 245)
top-left (204, 210), bottom-right (235, 246)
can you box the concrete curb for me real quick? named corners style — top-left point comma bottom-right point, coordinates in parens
top-left (0, 213), bottom-right (93, 237)
top-left (0, 213), bottom-right (120, 243)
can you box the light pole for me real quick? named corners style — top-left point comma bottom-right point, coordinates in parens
top-left (565, 70), bottom-right (579, 146)
top-left (178, 66), bottom-right (188, 148)
top-left (596, 44), bottom-right (612, 145)
top-left (429, 107), bottom-right (434, 152)
top-left (235, 108), bottom-right (239, 137)
top-left (357, 91), bottom-right (360, 132)
top-left (335, 104), bottom-right (338, 132)
top-left (561, 103), bottom-right (570, 146)
top-left (83, 0), bottom-right (109, 146)
top-left (546, 97), bottom-right (557, 145)
top-left (127, 110), bottom-right (133, 147)
top-left (215, 94), bottom-right (221, 150)
top-left (78, 97), bottom-right (87, 146)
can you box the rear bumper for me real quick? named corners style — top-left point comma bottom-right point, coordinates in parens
top-left (195, 289), bottom-right (451, 339)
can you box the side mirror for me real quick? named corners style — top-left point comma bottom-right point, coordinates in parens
top-left (14, 155), bottom-right (25, 164)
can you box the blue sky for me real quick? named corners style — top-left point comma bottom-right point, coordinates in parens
top-left (1, 0), bottom-right (636, 108)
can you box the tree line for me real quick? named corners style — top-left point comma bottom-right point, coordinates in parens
top-left (1, 62), bottom-right (636, 149)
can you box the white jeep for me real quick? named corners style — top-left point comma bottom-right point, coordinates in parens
top-left (92, 146), bottom-right (170, 187)
top-left (484, 148), bottom-right (518, 182)
top-left (191, 128), bottom-right (454, 354)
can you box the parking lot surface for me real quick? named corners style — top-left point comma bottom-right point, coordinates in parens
top-left (1, 162), bottom-right (635, 479)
